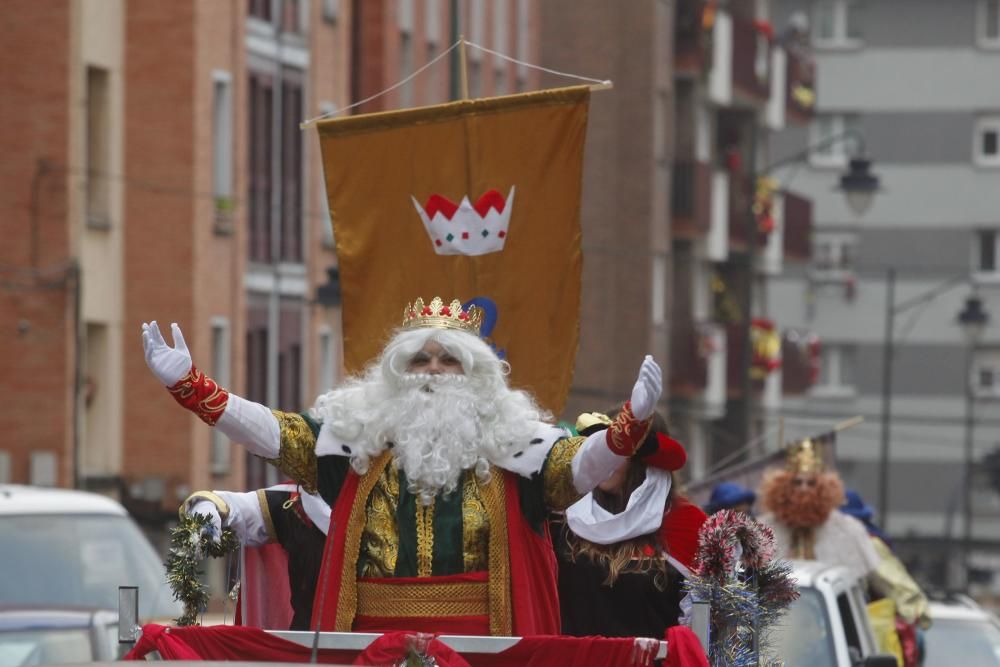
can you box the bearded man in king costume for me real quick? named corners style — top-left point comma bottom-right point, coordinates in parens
top-left (758, 439), bottom-right (880, 581)
top-left (142, 297), bottom-right (663, 636)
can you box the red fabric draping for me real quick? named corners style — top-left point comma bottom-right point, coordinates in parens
top-left (122, 624), bottom-right (713, 666)
top-left (239, 542), bottom-right (294, 629)
top-left (665, 626), bottom-right (709, 667)
top-left (502, 472), bottom-right (561, 636)
top-left (353, 631), bottom-right (471, 666)
top-left (123, 624), bottom-right (358, 663)
top-left (311, 467), bottom-right (363, 631)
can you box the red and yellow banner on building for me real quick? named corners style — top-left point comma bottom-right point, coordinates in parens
top-left (316, 86), bottom-right (590, 413)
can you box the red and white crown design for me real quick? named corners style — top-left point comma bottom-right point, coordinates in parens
top-left (411, 186), bottom-right (516, 256)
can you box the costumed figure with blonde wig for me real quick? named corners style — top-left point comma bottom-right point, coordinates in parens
top-left (552, 409), bottom-right (708, 644)
top-left (758, 439), bottom-right (879, 580)
top-left (142, 297), bottom-right (665, 637)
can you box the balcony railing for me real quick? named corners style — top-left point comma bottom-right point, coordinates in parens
top-left (782, 191), bottom-right (813, 262)
top-left (725, 322), bottom-right (746, 397)
top-left (781, 329), bottom-right (820, 395)
top-left (672, 161), bottom-right (712, 240)
top-left (675, 0), bottom-right (709, 76)
top-left (670, 320), bottom-right (709, 397)
top-left (727, 174), bottom-right (752, 251)
top-left (785, 47), bottom-right (816, 123)
top-left (731, 16), bottom-right (771, 103)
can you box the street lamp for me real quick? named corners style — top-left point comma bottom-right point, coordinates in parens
top-left (958, 294), bottom-right (989, 590)
top-left (742, 131), bottom-right (880, 451)
top-left (838, 157), bottom-right (879, 217)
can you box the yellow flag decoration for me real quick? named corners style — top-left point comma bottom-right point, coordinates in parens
top-left (317, 86), bottom-right (589, 414)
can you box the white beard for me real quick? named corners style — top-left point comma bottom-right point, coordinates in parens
top-left (311, 349), bottom-right (549, 506)
top-left (385, 374), bottom-right (488, 503)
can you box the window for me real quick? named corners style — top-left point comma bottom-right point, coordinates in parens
top-left (85, 66), bottom-right (111, 229)
top-left (425, 0), bottom-right (441, 44)
top-left (281, 0), bottom-right (302, 33)
top-left (810, 113), bottom-right (861, 167)
top-left (493, 0), bottom-right (508, 53)
top-left (974, 349), bottom-right (1000, 397)
top-left (979, 0), bottom-right (1000, 46)
top-left (322, 0), bottom-right (339, 23)
top-left (30, 451), bottom-right (57, 487)
top-left (813, 344), bottom-right (856, 394)
top-left (0, 451), bottom-right (9, 483)
top-left (400, 31), bottom-right (414, 107)
top-left (211, 319), bottom-right (231, 475)
top-left (812, 0), bottom-right (862, 47)
top-left (515, 0), bottom-right (530, 90)
top-left (248, 71), bottom-right (273, 262)
top-left (974, 117), bottom-right (1000, 167)
top-left (248, 0), bottom-right (271, 22)
top-left (318, 329), bottom-right (337, 395)
top-left (976, 230), bottom-right (1000, 274)
top-left (652, 254), bottom-right (667, 325)
top-left (281, 71), bottom-right (304, 262)
top-left (812, 233), bottom-right (857, 277)
top-left (212, 71), bottom-right (234, 228)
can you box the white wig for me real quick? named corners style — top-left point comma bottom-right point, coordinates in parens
top-left (310, 327), bottom-right (549, 501)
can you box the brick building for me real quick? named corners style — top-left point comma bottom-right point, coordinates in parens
top-left (0, 0), bottom-right (350, 547)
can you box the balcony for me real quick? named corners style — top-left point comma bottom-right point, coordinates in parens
top-left (782, 329), bottom-right (820, 395)
top-left (725, 322), bottom-right (746, 397)
top-left (671, 320), bottom-right (727, 415)
top-left (782, 191), bottom-right (813, 262)
top-left (672, 161), bottom-right (712, 240)
top-left (675, 0), bottom-right (709, 77)
top-left (731, 15), bottom-right (771, 105)
top-left (727, 174), bottom-right (752, 252)
top-left (785, 47), bottom-right (816, 124)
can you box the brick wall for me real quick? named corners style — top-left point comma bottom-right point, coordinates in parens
top-left (0, 1), bottom-right (74, 485)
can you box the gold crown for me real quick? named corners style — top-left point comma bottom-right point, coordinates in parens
top-left (401, 297), bottom-right (483, 335)
top-left (786, 438), bottom-right (824, 474)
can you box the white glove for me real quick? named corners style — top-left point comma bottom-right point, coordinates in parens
top-left (629, 355), bottom-right (662, 421)
top-left (186, 499), bottom-right (223, 544)
top-left (142, 321), bottom-right (192, 386)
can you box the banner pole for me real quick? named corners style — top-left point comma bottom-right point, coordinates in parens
top-left (459, 36), bottom-right (470, 100)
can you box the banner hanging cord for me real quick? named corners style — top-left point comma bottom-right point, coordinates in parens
top-left (300, 38), bottom-right (613, 129)
top-left (462, 39), bottom-right (612, 88)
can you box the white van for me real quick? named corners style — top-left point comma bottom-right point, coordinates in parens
top-left (769, 560), bottom-right (897, 667)
top-left (0, 484), bottom-right (181, 620)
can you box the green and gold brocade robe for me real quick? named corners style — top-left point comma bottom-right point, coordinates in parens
top-left (264, 411), bottom-right (585, 579)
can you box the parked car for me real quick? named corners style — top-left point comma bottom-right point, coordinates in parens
top-left (0, 485), bottom-right (181, 622)
top-left (769, 560), bottom-right (897, 667)
top-left (0, 607), bottom-right (123, 665)
top-left (924, 599), bottom-right (1000, 666)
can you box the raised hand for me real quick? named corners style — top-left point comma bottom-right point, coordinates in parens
top-left (629, 355), bottom-right (662, 421)
top-left (141, 321), bottom-right (192, 386)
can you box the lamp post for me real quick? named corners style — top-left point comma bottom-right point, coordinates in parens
top-left (958, 294), bottom-right (989, 589)
top-left (740, 130), bottom-right (879, 450)
top-left (877, 273), bottom-right (970, 530)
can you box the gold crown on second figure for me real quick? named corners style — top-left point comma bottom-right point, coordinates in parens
top-left (786, 438), bottom-right (824, 474)
top-left (402, 297), bottom-right (483, 335)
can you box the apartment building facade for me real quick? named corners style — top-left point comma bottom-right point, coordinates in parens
top-left (769, 0), bottom-right (1000, 590)
top-left (0, 0), bottom-right (351, 551)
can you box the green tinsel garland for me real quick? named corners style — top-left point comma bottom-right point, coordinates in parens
top-left (165, 511), bottom-right (240, 626)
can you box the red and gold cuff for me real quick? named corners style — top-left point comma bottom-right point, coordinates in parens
top-left (605, 401), bottom-right (652, 456)
top-left (167, 365), bottom-right (229, 426)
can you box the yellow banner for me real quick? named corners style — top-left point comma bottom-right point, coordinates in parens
top-left (317, 86), bottom-right (589, 413)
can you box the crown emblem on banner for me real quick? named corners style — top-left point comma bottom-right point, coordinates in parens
top-left (411, 187), bottom-right (516, 256)
top-left (401, 297), bottom-right (483, 335)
